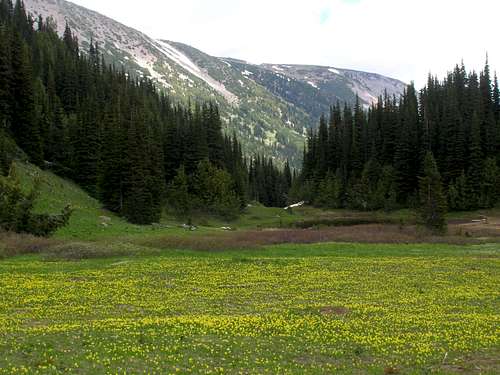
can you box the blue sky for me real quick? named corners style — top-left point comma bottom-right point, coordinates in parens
top-left (319, 8), bottom-right (331, 24)
top-left (70, 0), bottom-right (499, 87)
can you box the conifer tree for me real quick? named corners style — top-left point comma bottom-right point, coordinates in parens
top-left (316, 115), bottom-right (328, 178)
top-left (0, 130), bottom-right (9, 176)
top-left (315, 171), bottom-right (341, 208)
top-left (448, 171), bottom-right (468, 211)
top-left (10, 31), bottom-right (43, 165)
top-left (0, 11), bottom-right (255, 224)
top-left (299, 60), bottom-right (499, 214)
top-left (122, 119), bottom-right (154, 224)
top-left (480, 158), bottom-right (499, 208)
top-left (206, 103), bottom-right (225, 168)
top-left (374, 165), bottom-right (398, 211)
top-left (394, 119), bottom-right (413, 203)
top-left (418, 152), bottom-right (447, 233)
top-left (467, 112), bottom-right (484, 209)
top-left (0, 25), bottom-right (11, 129)
top-left (167, 165), bottom-right (191, 218)
top-left (98, 103), bottom-right (124, 212)
top-left (73, 100), bottom-right (100, 194)
top-left (350, 101), bottom-right (364, 176)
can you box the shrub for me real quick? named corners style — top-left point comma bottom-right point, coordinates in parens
top-left (0, 164), bottom-right (73, 237)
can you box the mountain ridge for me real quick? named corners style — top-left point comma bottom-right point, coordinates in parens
top-left (24, 0), bottom-right (407, 165)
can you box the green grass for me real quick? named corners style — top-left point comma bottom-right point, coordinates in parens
top-left (14, 162), bottom-right (498, 242)
top-left (15, 163), bottom-right (313, 240)
top-left (15, 162), bottom-right (364, 243)
top-left (0, 243), bottom-right (498, 374)
top-left (2, 163), bottom-right (499, 373)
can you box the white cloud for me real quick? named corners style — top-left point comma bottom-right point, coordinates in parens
top-left (68, 0), bottom-right (499, 87)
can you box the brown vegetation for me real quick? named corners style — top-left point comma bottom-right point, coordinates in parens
top-left (0, 231), bottom-right (58, 258)
top-left (137, 223), bottom-right (497, 252)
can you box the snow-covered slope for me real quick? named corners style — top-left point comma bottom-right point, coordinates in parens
top-left (24, 0), bottom-right (407, 166)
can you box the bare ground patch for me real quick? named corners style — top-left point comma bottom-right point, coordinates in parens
top-left (319, 306), bottom-right (350, 316)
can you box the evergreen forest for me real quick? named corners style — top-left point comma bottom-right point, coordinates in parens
top-left (1, 0), bottom-right (499, 231)
top-left (294, 64), bottom-right (500, 213)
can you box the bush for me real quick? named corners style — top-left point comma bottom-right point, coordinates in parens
top-left (167, 160), bottom-right (241, 220)
top-left (0, 164), bottom-right (73, 237)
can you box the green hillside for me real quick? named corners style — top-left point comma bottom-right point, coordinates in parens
top-left (13, 163), bottom-right (307, 241)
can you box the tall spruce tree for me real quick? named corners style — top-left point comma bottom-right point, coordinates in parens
top-left (300, 61), bottom-right (500, 214)
top-left (418, 152), bottom-right (447, 233)
top-left (10, 31), bottom-right (43, 165)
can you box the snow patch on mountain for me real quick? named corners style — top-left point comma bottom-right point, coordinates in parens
top-left (307, 81), bottom-right (319, 89)
top-left (328, 68), bottom-right (340, 75)
top-left (153, 40), bottom-right (239, 105)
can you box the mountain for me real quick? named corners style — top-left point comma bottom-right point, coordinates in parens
top-left (24, 0), bottom-right (407, 166)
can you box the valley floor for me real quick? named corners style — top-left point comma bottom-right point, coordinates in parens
top-left (1, 164), bottom-right (499, 373)
top-left (0, 244), bottom-right (499, 374)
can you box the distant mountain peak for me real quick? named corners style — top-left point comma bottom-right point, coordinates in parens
top-left (24, 0), bottom-right (407, 166)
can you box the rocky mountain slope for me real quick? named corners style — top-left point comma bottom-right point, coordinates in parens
top-left (24, 0), bottom-right (407, 165)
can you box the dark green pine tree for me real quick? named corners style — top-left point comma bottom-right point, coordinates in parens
top-left (467, 112), bottom-right (484, 209)
top-left (98, 103), bottom-right (124, 212)
top-left (441, 84), bottom-right (464, 183)
top-left (0, 129), bottom-right (10, 176)
top-left (163, 120), bottom-right (182, 182)
top-left (10, 31), bottom-right (43, 165)
top-left (493, 73), bottom-right (499, 123)
top-left (494, 74), bottom-right (500, 161)
top-left (145, 123), bottom-right (166, 221)
top-left (122, 117), bottom-right (154, 225)
top-left (448, 171), bottom-right (468, 211)
top-left (479, 58), bottom-right (497, 155)
top-left (418, 151), bottom-right (447, 234)
top-left (327, 104), bottom-right (342, 173)
top-left (480, 158), bottom-right (499, 208)
top-left (0, 0), bottom-right (13, 23)
top-left (62, 22), bottom-right (79, 56)
top-left (73, 98), bottom-right (100, 195)
top-left (341, 103), bottom-right (353, 178)
top-left (351, 96), bottom-right (364, 176)
top-left (12, 0), bottom-right (32, 41)
top-left (205, 103), bottom-right (225, 168)
top-left (283, 160), bottom-right (292, 191)
top-left (393, 119), bottom-right (413, 204)
top-left (167, 165), bottom-right (191, 218)
top-left (193, 104), bottom-right (209, 160)
top-left (0, 25), bottom-right (11, 129)
top-left (316, 115), bottom-right (329, 178)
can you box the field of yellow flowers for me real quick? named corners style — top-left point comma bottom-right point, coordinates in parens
top-left (0, 243), bottom-right (498, 374)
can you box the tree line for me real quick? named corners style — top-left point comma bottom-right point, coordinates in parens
top-left (0, 0), bottom-right (292, 230)
top-left (293, 61), bottom-right (500, 217)
top-left (3, 0), bottom-right (497, 236)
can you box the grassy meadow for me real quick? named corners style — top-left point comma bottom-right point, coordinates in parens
top-left (0, 163), bottom-right (499, 374)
